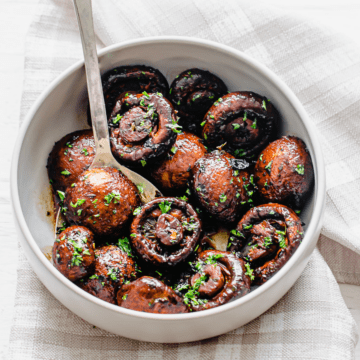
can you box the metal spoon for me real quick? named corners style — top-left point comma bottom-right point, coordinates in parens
top-left (54, 0), bottom-right (161, 236)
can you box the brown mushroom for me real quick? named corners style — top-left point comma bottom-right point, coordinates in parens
top-left (202, 91), bottom-right (279, 158)
top-left (63, 167), bottom-right (140, 238)
top-left (151, 132), bottom-right (207, 191)
top-left (189, 150), bottom-right (254, 223)
top-left (228, 203), bottom-right (304, 285)
top-left (117, 276), bottom-right (189, 314)
top-left (94, 245), bottom-right (137, 286)
top-left (168, 68), bottom-right (227, 134)
top-left (254, 136), bottom-right (314, 208)
top-left (52, 225), bottom-right (95, 282)
top-left (87, 65), bottom-right (169, 126)
top-left (78, 276), bottom-right (116, 304)
top-left (47, 130), bottom-right (95, 193)
top-left (110, 93), bottom-right (178, 166)
top-left (130, 197), bottom-right (201, 267)
top-left (181, 250), bottom-right (251, 311)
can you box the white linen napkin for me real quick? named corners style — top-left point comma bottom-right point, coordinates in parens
top-left (9, 0), bottom-right (360, 358)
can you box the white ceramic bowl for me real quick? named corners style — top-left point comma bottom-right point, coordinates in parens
top-left (11, 37), bottom-right (325, 343)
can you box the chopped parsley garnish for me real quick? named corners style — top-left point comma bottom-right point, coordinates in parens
top-left (166, 119), bottom-right (182, 134)
top-left (118, 237), bottom-right (132, 257)
top-left (61, 170), bottom-right (71, 176)
top-left (122, 294), bottom-right (128, 300)
top-left (159, 200), bottom-right (171, 214)
top-left (112, 114), bottom-right (123, 124)
top-left (219, 194), bottom-right (227, 203)
top-left (230, 229), bottom-right (244, 237)
top-left (262, 99), bottom-right (267, 110)
top-left (262, 236), bottom-right (272, 248)
top-left (171, 146), bottom-right (177, 154)
top-left (295, 164), bottom-right (305, 175)
top-left (57, 190), bottom-right (65, 201)
top-left (104, 191), bottom-right (121, 204)
top-left (243, 112), bottom-right (247, 121)
top-left (141, 160), bottom-right (146, 167)
top-left (137, 184), bottom-right (144, 194)
top-left (133, 207), bottom-right (141, 215)
top-left (81, 148), bottom-right (89, 156)
top-left (232, 123), bottom-right (240, 130)
top-left (251, 118), bottom-right (257, 129)
top-left (243, 224), bottom-right (253, 230)
top-left (259, 154), bottom-right (263, 161)
top-left (244, 262), bottom-right (255, 281)
top-left (70, 199), bottom-right (86, 208)
top-left (89, 274), bottom-right (99, 280)
top-left (200, 121), bottom-right (206, 127)
top-left (142, 91), bottom-right (150, 99)
top-left (265, 160), bottom-right (273, 172)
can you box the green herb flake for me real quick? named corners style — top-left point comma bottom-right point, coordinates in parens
top-left (141, 160), bottom-right (146, 167)
top-left (159, 200), bottom-right (171, 214)
top-left (265, 160), bottom-right (273, 172)
top-left (232, 123), bottom-right (240, 130)
top-left (295, 164), bottom-right (305, 175)
top-left (61, 170), bottom-right (71, 176)
top-left (251, 118), bottom-right (257, 129)
top-left (112, 114), bottom-right (123, 124)
top-left (244, 262), bottom-right (255, 281)
top-left (262, 99), bottom-right (267, 110)
top-left (219, 194), bottom-right (227, 203)
top-left (57, 190), bottom-right (65, 201)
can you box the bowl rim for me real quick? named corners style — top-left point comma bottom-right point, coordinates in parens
top-left (10, 35), bottom-right (326, 321)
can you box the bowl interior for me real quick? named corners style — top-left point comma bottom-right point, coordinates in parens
top-left (17, 39), bottom-right (316, 283)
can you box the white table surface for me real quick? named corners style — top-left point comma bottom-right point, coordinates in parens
top-left (1, 0), bottom-right (359, 359)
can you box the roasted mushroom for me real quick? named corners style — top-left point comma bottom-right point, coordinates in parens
top-left (93, 244), bottom-right (137, 286)
top-left (63, 167), bottom-right (140, 238)
top-left (190, 150), bottom-right (254, 223)
top-left (254, 136), bottom-right (314, 208)
top-left (228, 203), bottom-right (304, 285)
top-left (151, 132), bottom-right (207, 191)
top-left (110, 92), bottom-right (178, 166)
top-left (47, 130), bottom-right (96, 193)
top-left (87, 65), bottom-right (169, 125)
top-left (130, 197), bottom-right (201, 267)
top-left (168, 68), bottom-right (227, 134)
top-left (202, 92), bottom-right (279, 158)
top-left (78, 276), bottom-right (116, 304)
top-left (176, 250), bottom-right (251, 311)
top-left (117, 276), bottom-right (189, 313)
top-left (52, 225), bottom-right (95, 282)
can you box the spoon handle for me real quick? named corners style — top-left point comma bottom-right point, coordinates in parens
top-left (73, 0), bottom-right (111, 156)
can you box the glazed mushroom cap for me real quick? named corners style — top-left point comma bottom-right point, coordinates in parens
top-left (190, 150), bottom-right (254, 223)
top-left (168, 68), bottom-right (227, 134)
top-left (110, 92), bottom-right (178, 166)
top-left (52, 225), bottom-right (95, 282)
top-left (202, 91), bottom-right (279, 158)
top-left (254, 136), bottom-right (314, 208)
top-left (87, 65), bottom-right (169, 125)
top-left (182, 250), bottom-right (251, 311)
top-left (63, 167), bottom-right (140, 238)
top-left (130, 197), bottom-right (201, 267)
top-left (94, 245), bottom-right (137, 286)
top-left (229, 203), bottom-right (304, 285)
top-left (151, 132), bottom-right (207, 191)
top-left (47, 130), bottom-right (96, 192)
top-left (117, 276), bottom-right (189, 314)
top-left (78, 276), bottom-right (116, 304)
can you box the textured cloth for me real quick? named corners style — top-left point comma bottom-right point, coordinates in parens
top-left (9, 0), bottom-right (360, 358)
